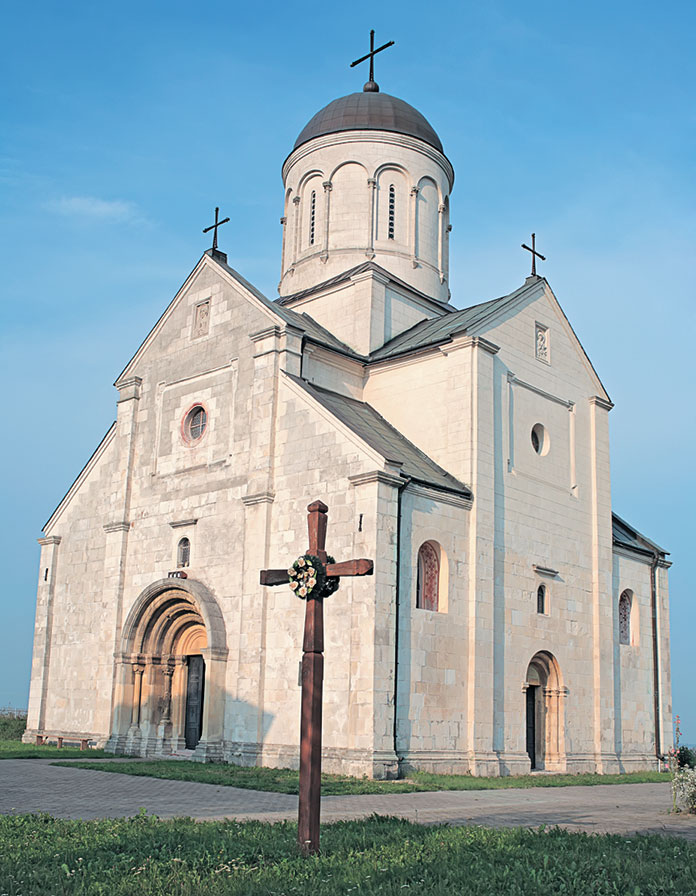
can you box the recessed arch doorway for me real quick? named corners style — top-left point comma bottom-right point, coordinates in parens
top-left (524, 651), bottom-right (567, 772)
top-left (108, 579), bottom-right (227, 760)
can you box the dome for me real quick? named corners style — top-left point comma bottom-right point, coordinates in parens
top-left (293, 90), bottom-right (444, 154)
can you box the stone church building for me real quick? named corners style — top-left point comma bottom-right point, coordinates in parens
top-left (25, 75), bottom-right (673, 777)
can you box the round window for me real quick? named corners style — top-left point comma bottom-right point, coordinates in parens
top-left (183, 405), bottom-right (207, 443)
top-left (531, 423), bottom-right (549, 456)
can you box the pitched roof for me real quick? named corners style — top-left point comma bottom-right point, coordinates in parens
top-left (276, 260), bottom-right (452, 311)
top-left (369, 293), bottom-right (515, 361)
top-left (612, 512), bottom-right (668, 558)
top-left (287, 375), bottom-right (472, 498)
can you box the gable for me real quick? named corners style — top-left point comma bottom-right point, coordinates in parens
top-left (466, 279), bottom-right (611, 404)
top-left (115, 253), bottom-right (283, 388)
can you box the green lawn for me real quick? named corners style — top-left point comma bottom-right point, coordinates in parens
top-left (1, 813), bottom-right (694, 895)
top-left (0, 740), bottom-right (106, 760)
top-left (52, 758), bottom-right (669, 795)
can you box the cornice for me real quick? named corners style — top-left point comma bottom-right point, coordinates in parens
top-left (508, 372), bottom-right (573, 409)
top-left (533, 564), bottom-right (559, 578)
top-left (103, 521), bottom-right (130, 533)
top-left (282, 130), bottom-right (455, 189)
top-left (348, 470), bottom-right (406, 489)
top-left (37, 536), bottom-right (62, 546)
top-left (590, 395), bottom-right (615, 411)
top-left (169, 518), bottom-right (198, 529)
top-left (405, 481), bottom-right (473, 509)
top-left (241, 492), bottom-right (275, 506)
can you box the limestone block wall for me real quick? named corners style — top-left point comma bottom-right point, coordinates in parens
top-left (282, 268), bottom-right (446, 357)
top-left (246, 376), bottom-right (399, 777)
top-left (612, 551), bottom-right (660, 761)
top-left (364, 341), bottom-right (474, 483)
top-left (395, 489), bottom-right (471, 768)
top-left (26, 430), bottom-right (120, 740)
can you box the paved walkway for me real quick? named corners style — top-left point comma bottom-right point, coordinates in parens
top-left (2, 760), bottom-right (696, 840)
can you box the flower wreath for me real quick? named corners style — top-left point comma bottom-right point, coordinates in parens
top-left (287, 554), bottom-right (340, 600)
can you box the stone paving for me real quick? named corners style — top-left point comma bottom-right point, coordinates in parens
top-left (2, 760), bottom-right (696, 840)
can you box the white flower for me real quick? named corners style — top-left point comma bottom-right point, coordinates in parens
top-left (308, 578), bottom-right (317, 588)
top-left (287, 568), bottom-right (295, 577)
top-left (290, 581), bottom-right (298, 591)
top-left (298, 557), bottom-right (306, 567)
top-left (307, 567), bottom-right (315, 576)
top-left (299, 586), bottom-right (308, 597)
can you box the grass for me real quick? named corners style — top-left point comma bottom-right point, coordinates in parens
top-left (1, 813), bottom-right (694, 895)
top-left (0, 715), bottom-right (26, 740)
top-left (0, 741), bottom-right (106, 760)
top-left (51, 759), bottom-right (670, 795)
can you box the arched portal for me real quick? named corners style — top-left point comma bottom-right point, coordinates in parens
top-left (524, 651), bottom-right (567, 772)
top-left (108, 579), bottom-right (227, 760)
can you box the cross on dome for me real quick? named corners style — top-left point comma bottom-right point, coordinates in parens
top-left (350, 29), bottom-right (395, 93)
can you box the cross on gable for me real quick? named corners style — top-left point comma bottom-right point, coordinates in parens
top-left (203, 206), bottom-right (230, 252)
top-left (260, 500), bottom-right (373, 857)
top-left (350, 29), bottom-right (395, 92)
top-left (521, 232), bottom-right (546, 277)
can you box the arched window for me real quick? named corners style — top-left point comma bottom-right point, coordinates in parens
top-left (388, 184), bottom-right (395, 239)
top-left (537, 584), bottom-right (546, 614)
top-left (416, 541), bottom-right (440, 611)
top-left (177, 537), bottom-right (190, 569)
top-left (619, 590), bottom-right (631, 644)
top-left (309, 190), bottom-right (316, 245)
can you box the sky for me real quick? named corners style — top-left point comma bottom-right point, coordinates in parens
top-left (1, 1), bottom-right (694, 742)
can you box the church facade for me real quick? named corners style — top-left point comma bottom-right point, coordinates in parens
top-left (24, 76), bottom-right (673, 777)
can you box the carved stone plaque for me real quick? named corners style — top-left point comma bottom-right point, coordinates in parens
top-left (535, 323), bottom-right (549, 363)
top-left (193, 300), bottom-right (211, 338)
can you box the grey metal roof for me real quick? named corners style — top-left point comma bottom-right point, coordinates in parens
top-left (211, 253), bottom-right (362, 357)
top-left (288, 375), bottom-right (472, 498)
top-left (294, 91), bottom-right (444, 154)
top-left (276, 260), bottom-right (452, 312)
top-left (369, 293), bottom-right (516, 361)
top-left (612, 513), bottom-right (668, 557)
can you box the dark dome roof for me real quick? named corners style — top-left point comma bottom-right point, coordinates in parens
top-left (293, 90), bottom-right (443, 153)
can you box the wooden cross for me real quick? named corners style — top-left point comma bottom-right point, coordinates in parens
top-left (350, 29), bottom-right (395, 88)
top-left (260, 500), bottom-right (373, 856)
top-left (521, 232), bottom-right (546, 277)
top-left (202, 206), bottom-right (230, 251)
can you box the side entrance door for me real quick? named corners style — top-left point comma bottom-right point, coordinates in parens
top-left (185, 654), bottom-right (205, 749)
top-left (526, 685), bottom-right (537, 769)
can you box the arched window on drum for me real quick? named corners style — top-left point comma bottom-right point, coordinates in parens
top-left (416, 541), bottom-right (448, 612)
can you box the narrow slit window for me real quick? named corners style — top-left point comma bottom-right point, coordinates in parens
top-left (309, 191), bottom-right (316, 245)
top-left (388, 184), bottom-right (395, 239)
top-left (177, 537), bottom-right (190, 569)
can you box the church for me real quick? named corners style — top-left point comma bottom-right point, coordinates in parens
top-left (24, 54), bottom-right (673, 777)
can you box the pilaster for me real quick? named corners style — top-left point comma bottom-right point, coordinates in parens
top-left (466, 338), bottom-right (499, 772)
top-left (589, 395), bottom-right (615, 769)
top-left (24, 536), bottom-right (62, 739)
top-left (105, 376), bottom-right (142, 738)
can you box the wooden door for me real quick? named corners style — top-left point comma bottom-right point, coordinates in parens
top-left (184, 655), bottom-right (205, 749)
top-left (526, 685), bottom-right (537, 769)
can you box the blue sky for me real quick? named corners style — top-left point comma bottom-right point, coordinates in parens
top-left (1, 1), bottom-right (694, 743)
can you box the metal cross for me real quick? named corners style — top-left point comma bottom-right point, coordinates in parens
top-left (521, 232), bottom-right (546, 277)
top-left (260, 501), bottom-right (373, 856)
top-left (350, 29), bottom-right (395, 87)
top-left (202, 206), bottom-right (230, 252)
